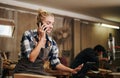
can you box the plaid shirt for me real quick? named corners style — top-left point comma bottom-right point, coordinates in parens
top-left (20, 29), bottom-right (60, 68)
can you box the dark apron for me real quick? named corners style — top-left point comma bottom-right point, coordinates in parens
top-left (14, 47), bottom-right (51, 75)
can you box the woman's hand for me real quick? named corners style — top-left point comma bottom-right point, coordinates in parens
top-left (37, 24), bottom-right (48, 48)
top-left (71, 64), bottom-right (84, 74)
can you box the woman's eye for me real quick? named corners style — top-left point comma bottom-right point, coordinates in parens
top-left (47, 23), bottom-right (50, 25)
top-left (46, 21), bottom-right (54, 26)
top-left (47, 22), bottom-right (51, 25)
top-left (45, 21), bottom-right (49, 25)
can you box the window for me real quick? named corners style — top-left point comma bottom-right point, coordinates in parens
top-left (0, 18), bottom-right (15, 38)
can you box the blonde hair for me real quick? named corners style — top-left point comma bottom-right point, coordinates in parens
top-left (37, 9), bottom-right (54, 24)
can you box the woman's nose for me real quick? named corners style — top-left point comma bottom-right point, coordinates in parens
top-left (50, 24), bottom-right (53, 28)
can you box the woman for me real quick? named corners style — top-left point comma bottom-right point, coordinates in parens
top-left (14, 9), bottom-right (83, 75)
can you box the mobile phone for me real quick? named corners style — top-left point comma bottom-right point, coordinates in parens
top-left (38, 22), bottom-right (47, 31)
top-left (38, 22), bottom-right (43, 27)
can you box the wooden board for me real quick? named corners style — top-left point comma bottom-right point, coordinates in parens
top-left (14, 73), bottom-right (56, 78)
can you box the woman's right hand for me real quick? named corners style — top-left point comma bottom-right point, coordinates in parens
top-left (37, 25), bottom-right (47, 48)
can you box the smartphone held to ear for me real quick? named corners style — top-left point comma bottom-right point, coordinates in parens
top-left (38, 22), bottom-right (47, 31)
top-left (38, 22), bottom-right (43, 27)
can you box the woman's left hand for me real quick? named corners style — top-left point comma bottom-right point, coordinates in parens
top-left (71, 63), bottom-right (84, 74)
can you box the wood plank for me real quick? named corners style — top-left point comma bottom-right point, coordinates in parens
top-left (14, 73), bottom-right (56, 78)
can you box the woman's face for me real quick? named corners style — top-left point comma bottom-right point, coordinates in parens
top-left (42, 16), bottom-right (54, 34)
